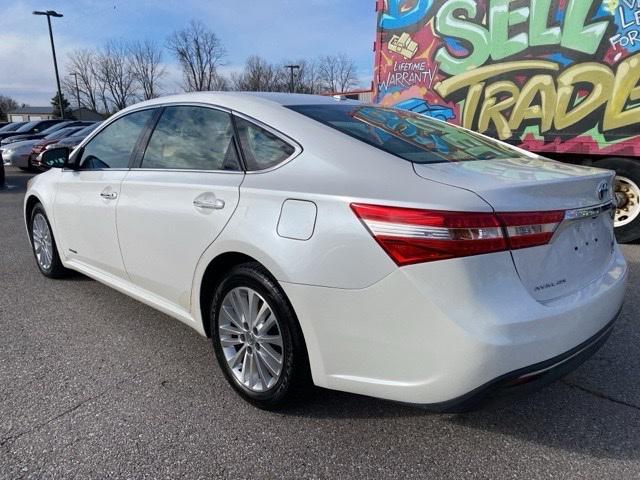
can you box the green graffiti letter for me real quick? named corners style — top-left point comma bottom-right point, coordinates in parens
top-left (530, 0), bottom-right (561, 46)
top-left (435, 0), bottom-right (490, 76)
top-left (490, 0), bottom-right (530, 60)
top-left (561, 0), bottom-right (610, 54)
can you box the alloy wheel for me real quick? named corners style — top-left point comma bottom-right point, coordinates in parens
top-left (218, 287), bottom-right (284, 392)
top-left (32, 213), bottom-right (53, 271)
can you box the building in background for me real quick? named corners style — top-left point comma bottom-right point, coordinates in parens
top-left (71, 108), bottom-right (105, 121)
top-left (7, 107), bottom-right (56, 122)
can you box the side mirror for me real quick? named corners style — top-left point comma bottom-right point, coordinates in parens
top-left (39, 147), bottom-right (69, 169)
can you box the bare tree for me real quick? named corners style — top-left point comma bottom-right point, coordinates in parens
top-left (63, 49), bottom-right (101, 112)
top-left (167, 21), bottom-right (227, 92)
top-left (96, 41), bottom-right (137, 111)
top-left (318, 54), bottom-right (358, 93)
top-left (232, 56), bottom-right (285, 92)
top-left (293, 59), bottom-right (323, 94)
top-left (129, 40), bottom-right (166, 100)
top-left (0, 95), bottom-right (18, 121)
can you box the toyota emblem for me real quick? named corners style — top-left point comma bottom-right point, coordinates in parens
top-left (597, 180), bottom-right (610, 202)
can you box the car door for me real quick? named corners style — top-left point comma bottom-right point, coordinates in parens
top-left (53, 108), bottom-right (156, 278)
top-left (116, 105), bottom-right (244, 311)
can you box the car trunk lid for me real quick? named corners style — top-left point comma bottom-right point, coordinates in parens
top-left (414, 157), bottom-right (616, 302)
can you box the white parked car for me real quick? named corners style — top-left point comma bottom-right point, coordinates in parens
top-left (25, 93), bottom-right (627, 410)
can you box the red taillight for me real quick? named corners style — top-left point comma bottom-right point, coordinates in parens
top-left (351, 203), bottom-right (564, 266)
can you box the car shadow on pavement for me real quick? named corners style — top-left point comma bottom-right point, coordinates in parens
top-left (277, 380), bottom-right (640, 460)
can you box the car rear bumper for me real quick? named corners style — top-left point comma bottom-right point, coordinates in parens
top-left (422, 310), bottom-right (619, 412)
top-left (281, 246), bottom-right (627, 405)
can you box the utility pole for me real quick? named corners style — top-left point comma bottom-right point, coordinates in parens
top-left (70, 72), bottom-right (81, 118)
top-left (284, 65), bottom-right (300, 93)
top-left (33, 10), bottom-right (64, 119)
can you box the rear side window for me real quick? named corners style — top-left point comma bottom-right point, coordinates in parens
top-left (79, 109), bottom-right (154, 169)
top-left (288, 104), bottom-right (519, 164)
top-left (235, 117), bottom-right (295, 171)
top-left (141, 106), bottom-right (240, 171)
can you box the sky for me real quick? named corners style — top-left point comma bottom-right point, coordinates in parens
top-left (0, 0), bottom-right (377, 106)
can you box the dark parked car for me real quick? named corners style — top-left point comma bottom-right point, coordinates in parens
top-left (0, 119), bottom-right (65, 143)
top-left (29, 127), bottom-right (85, 168)
top-left (1, 120), bottom-right (94, 146)
top-left (0, 121), bottom-right (28, 133)
top-left (50, 122), bottom-right (102, 151)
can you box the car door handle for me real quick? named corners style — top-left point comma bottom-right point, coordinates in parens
top-left (193, 198), bottom-right (225, 210)
top-left (100, 191), bottom-right (118, 200)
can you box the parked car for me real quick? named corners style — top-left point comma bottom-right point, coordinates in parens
top-left (1, 139), bottom-right (40, 170)
top-left (1, 120), bottom-right (94, 146)
top-left (50, 122), bottom-right (102, 151)
top-left (2, 127), bottom-right (84, 171)
top-left (0, 121), bottom-right (28, 133)
top-left (27, 93), bottom-right (627, 411)
top-left (31, 126), bottom-right (86, 163)
top-left (0, 119), bottom-right (65, 143)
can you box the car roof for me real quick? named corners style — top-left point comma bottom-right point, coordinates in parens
top-left (120, 91), bottom-right (361, 114)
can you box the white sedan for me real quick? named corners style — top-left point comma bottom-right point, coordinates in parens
top-left (25, 92), bottom-right (627, 410)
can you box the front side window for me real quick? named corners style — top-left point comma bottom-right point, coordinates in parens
top-left (234, 117), bottom-right (295, 171)
top-left (288, 104), bottom-right (521, 164)
top-left (141, 106), bottom-right (240, 171)
top-left (79, 109), bottom-right (154, 169)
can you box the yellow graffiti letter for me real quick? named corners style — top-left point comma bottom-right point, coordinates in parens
top-left (478, 81), bottom-right (520, 140)
top-left (604, 53), bottom-right (640, 131)
top-left (509, 75), bottom-right (557, 133)
top-left (556, 63), bottom-right (613, 130)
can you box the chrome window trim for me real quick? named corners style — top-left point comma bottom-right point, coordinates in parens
top-left (127, 167), bottom-right (244, 175)
top-left (67, 101), bottom-right (303, 174)
top-left (231, 110), bottom-right (303, 174)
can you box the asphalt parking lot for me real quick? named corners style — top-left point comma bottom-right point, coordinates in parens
top-left (1, 166), bottom-right (639, 479)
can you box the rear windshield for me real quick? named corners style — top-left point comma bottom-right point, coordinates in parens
top-left (288, 104), bottom-right (522, 164)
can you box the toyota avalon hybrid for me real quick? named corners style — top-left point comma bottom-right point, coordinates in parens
top-left (25, 92), bottom-right (627, 410)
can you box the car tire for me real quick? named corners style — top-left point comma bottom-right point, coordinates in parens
top-left (596, 157), bottom-right (640, 243)
top-left (210, 262), bottom-right (310, 409)
top-left (29, 203), bottom-right (70, 278)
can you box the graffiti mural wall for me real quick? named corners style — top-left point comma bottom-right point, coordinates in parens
top-left (374, 0), bottom-right (640, 156)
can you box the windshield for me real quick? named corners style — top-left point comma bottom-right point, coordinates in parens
top-left (288, 104), bottom-right (523, 164)
top-left (0, 123), bottom-right (23, 132)
top-left (44, 127), bottom-right (81, 140)
top-left (75, 123), bottom-right (100, 136)
top-left (15, 121), bottom-right (38, 133)
top-left (39, 122), bottom-right (69, 135)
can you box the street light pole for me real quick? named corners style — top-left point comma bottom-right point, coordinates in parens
top-left (284, 65), bottom-right (300, 93)
top-left (33, 10), bottom-right (64, 119)
top-left (70, 72), bottom-right (81, 117)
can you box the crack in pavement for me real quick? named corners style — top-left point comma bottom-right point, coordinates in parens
top-left (0, 383), bottom-right (118, 450)
top-left (0, 364), bottom-right (160, 451)
top-left (561, 380), bottom-right (640, 412)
